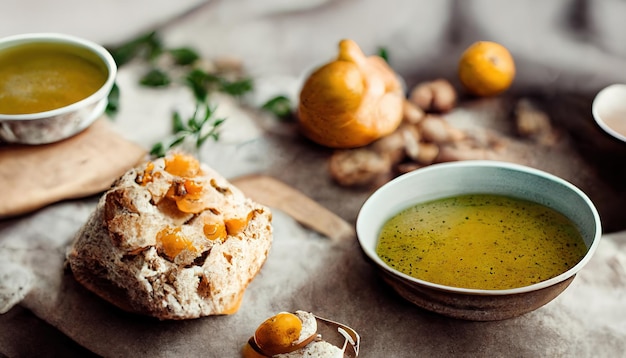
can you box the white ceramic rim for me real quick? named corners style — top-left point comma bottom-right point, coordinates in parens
top-left (0, 32), bottom-right (117, 120)
top-left (356, 160), bottom-right (603, 296)
top-left (591, 83), bottom-right (626, 143)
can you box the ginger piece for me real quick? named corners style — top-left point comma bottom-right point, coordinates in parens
top-left (396, 162), bottom-right (423, 174)
top-left (414, 142), bottom-right (440, 165)
top-left (409, 79), bottom-right (457, 113)
top-left (514, 99), bottom-right (557, 146)
top-left (402, 99), bottom-right (426, 124)
top-left (418, 115), bottom-right (465, 144)
top-left (437, 141), bottom-right (492, 162)
top-left (328, 148), bottom-right (392, 187)
top-left (373, 123), bottom-right (419, 163)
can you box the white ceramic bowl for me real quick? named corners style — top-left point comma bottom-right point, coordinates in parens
top-left (0, 33), bottom-right (117, 144)
top-left (592, 83), bottom-right (626, 143)
top-left (356, 160), bottom-right (602, 321)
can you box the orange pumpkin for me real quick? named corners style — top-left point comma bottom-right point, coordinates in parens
top-left (298, 39), bottom-right (404, 148)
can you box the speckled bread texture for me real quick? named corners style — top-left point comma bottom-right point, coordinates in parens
top-left (67, 153), bottom-right (273, 320)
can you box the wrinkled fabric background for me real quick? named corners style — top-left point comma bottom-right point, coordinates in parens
top-left (1, 0), bottom-right (626, 357)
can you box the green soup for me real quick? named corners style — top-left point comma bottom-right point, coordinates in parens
top-left (0, 42), bottom-right (108, 115)
top-left (376, 194), bottom-right (587, 290)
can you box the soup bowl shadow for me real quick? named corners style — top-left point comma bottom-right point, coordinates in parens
top-left (0, 33), bottom-right (117, 144)
top-left (356, 160), bottom-right (602, 321)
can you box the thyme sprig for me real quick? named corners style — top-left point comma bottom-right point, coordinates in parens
top-left (149, 101), bottom-right (226, 157)
top-left (107, 30), bottom-right (295, 155)
top-left (107, 31), bottom-right (253, 156)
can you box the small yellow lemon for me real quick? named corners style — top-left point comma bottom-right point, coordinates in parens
top-left (458, 41), bottom-right (515, 97)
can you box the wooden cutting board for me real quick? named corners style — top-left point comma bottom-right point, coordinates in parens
top-left (0, 119), bottom-right (147, 218)
top-left (232, 174), bottom-right (355, 241)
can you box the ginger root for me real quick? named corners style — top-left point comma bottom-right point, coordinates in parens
top-left (328, 149), bottom-right (392, 187)
top-left (327, 78), bottom-right (516, 187)
top-left (328, 99), bottom-right (466, 187)
top-left (409, 79), bottom-right (457, 113)
top-left (514, 98), bottom-right (557, 146)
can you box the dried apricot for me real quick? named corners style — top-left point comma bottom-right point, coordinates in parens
top-left (156, 226), bottom-right (196, 260)
top-left (165, 179), bottom-right (209, 214)
top-left (164, 153), bottom-right (201, 177)
top-left (175, 196), bottom-right (210, 214)
top-left (254, 312), bottom-right (303, 356)
top-left (225, 211), bottom-right (253, 236)
top-left (183, 179), bottom-right (204, 197)
top-left (203, 216), bottom-right (227, 242)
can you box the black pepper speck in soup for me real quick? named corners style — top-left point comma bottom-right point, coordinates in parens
top-left (375, 194), bottom-right (587, 290)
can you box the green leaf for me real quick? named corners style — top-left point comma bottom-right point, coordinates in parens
top-left (145, 32), bottom-right (164, 61)
top-left (172, 111), bottom-right (186, 133)
top-left (150, 142), bottom-right (166, 157)
top-left (169, 47), bottom-right (200, 66)
top-left (170, 135), bottom-right (187, 147)
top-left (261, 95), bottom-right (292, 119)
top-left (108, 44), bottom-right (138, 67)
top-left (197, 121), bottom-right (223, 147)
top-left (108, 31), bottom-right (163, 67)
top-left (187, 117), bottom-right (200, 131)
top-left (219, 77), bottom-right (253, 97)
top-left (185, 69), bottom-right (210, 102)
top-left (105, 82), bottom-right (120, 118)
top-left (201, 103), bottom-right (214, 125)
top-left (377, 46), bottom-right (389, 63)
top-left (140, 68), bottom-right (171, 87)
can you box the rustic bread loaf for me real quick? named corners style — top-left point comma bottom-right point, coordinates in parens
top-left (67, 152), bottom-right (272, 320)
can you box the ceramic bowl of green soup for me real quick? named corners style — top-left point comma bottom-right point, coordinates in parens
top-left (356, 160), bottom-right (601, 321)
top-left (0, 33), bottom-right (116, 144)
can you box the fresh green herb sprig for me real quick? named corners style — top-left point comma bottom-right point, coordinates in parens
top-left (185, 69), bottom-right (254, 100)
top-left (150, 102), bottom-right (226, 158)
top-left (108, 31), bottom-right (163, 67)
top-left (261, 95), bottom-right (293, 120)
top-left (107, 31), bottom-right (252, 156)
top-left (107, 30), bottom-right (295, 156)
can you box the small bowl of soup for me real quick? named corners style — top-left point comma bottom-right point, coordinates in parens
top-left (0, 33), bottom-right (117, 144)
top-left (356, 160), bottom-right (601, 321)
top-left (592, 84), bottom-right (626, 143)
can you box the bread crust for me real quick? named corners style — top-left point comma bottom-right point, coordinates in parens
top-left (67, 154), bottom-right (272, 320)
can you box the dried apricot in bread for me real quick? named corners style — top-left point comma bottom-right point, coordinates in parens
top-left (67, 152), bottom-right (273, 320)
